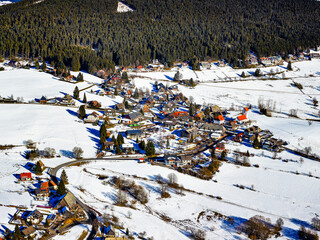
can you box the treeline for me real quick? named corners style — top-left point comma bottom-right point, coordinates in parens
top-left (0, 0), bottom-right (320, 72)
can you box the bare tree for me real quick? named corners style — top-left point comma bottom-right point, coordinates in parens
top-left (304, 146), bottom-right (312, 156)
top-left (189, 95), bottom-right (194, 103)
top-left (116, 190), bottom-right (127, 206)
top-left (289, 109), bottom-right (298, 117)
top-left (313, 97), bottom-right (318, 107)
top-left (168, 173), bottom-right (178, 186)
top-left (44, 147), bottom-right (56, 158)
top-left (73, 146), bottom-right (84, 159)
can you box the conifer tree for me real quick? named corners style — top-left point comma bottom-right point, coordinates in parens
top-left (78, 105), bottom-right (86, 119)
top-left (114, 88), bottom-right (118, 96)
top-left (41, 61), bottom-right (47, 71)
top-left (287, 61), bottom-right (293, 71)
top-left (57, 180), bottom-right (67, 195)
top-left (60, 169), bottom-right (68, 184)
top-left (35, 60), bottom-right (40, 69)
top-left (100, 123), bottom-right (107, 144)
top-left (73, 86), bottom-right (79, 99)
top-left (13, 224), bottom-right (22, 240)
top-left (82, 93), bottom-right (87, 103)
top-left (35, 161), bottom-right (43, 174)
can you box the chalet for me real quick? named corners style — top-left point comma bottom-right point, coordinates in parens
top-left (244, 126), bottom-right (261, 137)
top-left (54, 192), bottom-right (77, 211)
top-left (260, 57), bottom-right (272, 66)
top-left (101, 224), bottom-right (116, 238)
top-left (262, 138), bottom-right (286, 152)
top-left (87, 101), bottom-right (101, 109)
top-left (39, 96), bottom-right (47, 104)
top-left (208, 105), bottom-right (222, 114)
top-left (8, 60), bottom-right (18, 68)
top-left (103, 141), bottom-right (115, 151)
top-left (41, 182), bottom-right (49, 189)
top-left (122, 143), bottom-right (134, 151)
top-left (232, 133), bottom-right (244, 142)
top-left (164, 154), bottom-right (180, 167)
top-left (115, 103), bottom-right (125, 111)
top-left (215, 142), bottom-right (225, 153)
top-left (32, 160), bottom-right (45, 172)
top-left (105, 108), bottom-right (119, 117)
top-left (84, 112), bottom-right (99, 123)
top-left (126, 130), bottom-right (144, 139)
top-left (236, 114), bottom-right (248, 124)
top-left (249, 133), bottom-right (262, 144)
top-left (213, 115), bottom-right (225, 125)
top-left (127, 112), bottom-right (144, 123)
top-left (26, 210), bottom-right (43, 224)
top-left (20, 172), bottom-right (32, 181)
top-left (64, 75), bottom-right (75, 82)
top-left (22, 226), bottom-right (36, 237)
top-left (162, 119), bottom-right (178, 128)
top-left (180, 155), bottom-right (192, 165)
top-left (162, 102), bottom-right (174, 113)
top-left (180, 127), bottom-right (197, 138)
top-left (35, 187), bottom-right (50, 201)
top-left (59, 94), bottom-right (75, 105)
top-left (226, 120), bottom-right (238, 131)
top-left (199, 123), bottom-right (225, 135)
top-left (26, 141), bottom-right (37, 149)
top-left (170, 111), bottom-right (188, 119)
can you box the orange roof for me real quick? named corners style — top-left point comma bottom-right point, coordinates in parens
top-left (244, 107), bottom-right (249, 111)
top-left (237, 115), bottom-right (247, 121)
top-left (217, 115), bottom-right (224, 121)
top-left (174, 111), bottom-right (188, 118)
top-left (50, 180), bottom-right (57, 186)
top-left (41, 182), bottom-right (49, 188)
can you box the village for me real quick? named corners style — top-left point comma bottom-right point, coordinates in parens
top-left (0, 49), bottom-right (320, 240)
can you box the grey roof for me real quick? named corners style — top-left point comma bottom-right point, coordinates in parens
top-left (126, 129), bottom-right (142, 135)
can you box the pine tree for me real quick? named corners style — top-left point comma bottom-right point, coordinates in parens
top-left (57, 180), bottom-right (66, 195)
top-left (41, 61), bottom-right (47, 71)
top-left (60, 169), bottom-right (68, 184)
top-left (145, 141), bottom-right (155, 156)
top-left (133, 88), bottom-right (139, 99)
top-left (254, 68), bottom-right (261, 77)
top-left (35, 60), bottom-right (40, 69)
top-left (78, 105), bottom-right (86, 119)
top-left (77, 72), bottom-right (83, 81)
top-left (82, 93), bottom-right (87, 103)
top-left (139, 140), bottom-right (145, 150)
top-left (241, 71), bottom-right (245, 77)
top-left (114, 88), bottom-right (118, 96)
top-left (111, 135), bottom-right (116, 144)
top-left (13, 224), bottom-right (22, 240)
top-left (115, 143), bottom-right (121, 154)
top-left (220, 150), bottom-right (226, 160)
top-left (253, 135), bottom-right (260, 149)
top-left (287, 61), bottom-right (293, 71)
top-left (35, 161), bottom-right (43, 174)
top-left (100, 123), bottom-right (107, 144)
top-left (72, 56), bottom-right (80, 71)
top-left (73, 86), bottom-right (79, 99)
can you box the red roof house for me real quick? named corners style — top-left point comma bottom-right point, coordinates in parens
top-left (20, 172), bottom-right (32, 181)
top-left (237, 114), bottom-right (248, 123)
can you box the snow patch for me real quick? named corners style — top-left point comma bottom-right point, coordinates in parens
top-left (117, 1), bottom-right (133, 13)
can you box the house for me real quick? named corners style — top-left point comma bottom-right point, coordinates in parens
top-left (20, 172), bottom-right (32, 181)
top-left (122, 143), bottom-right (134, 151)
top-left (22, 226), bottom-right (36, 237)
top-left (105, 108), bottom-right (119, 117)
top-left (232, 133), bottom-right (244, 142)
top-left (54, 192), bottom-right (77, 211)
top-left (35, 187), bottom-right (50, 201)
top-left (200, 123), bottom-right (225, 135)
top-left (127, 112), bottom-right (144, 123)
top-left (87, 101), bottom-right (101, 109)
top-left (180, 127), bottom-right (198, 139)
top-left (39, 96), bottom-right (47, 104)
top-left (236, 114), bottom-right (248, 124)
top-left (126, 130), bottom-right (144, 139)
top-left (213, 115), bottom-right (225, 125)
top-left (103, 141), bottom-right (115, 151)
top-left (115, 103), bottom-right (125, 111)
top-left (84, 112), bottom-right (99, 123)
top-left (170, 111), bottom-right (188, 119)
top-left (41, 182), bottom-right (49, 189)
top-left (226, 120), bottom-right (238, 131)
top-left (26, 210), bottom-right (43, 224)
top-left (244, 126), bottom-right (261, 137)
top-left (46, 214), bottom-right (56, 225)
top-left (249, 133), bottom-right (262, 144)
top-left (164, 154), bottom-right (180, 167)
top-left (101, 224), bottom-right (116, 238)
top-left (32, 160), bottom-right (45, 172)
top-left (215, 142), bottom-right (225, 153)
top-left (180, 155), bottom-right (192, 165)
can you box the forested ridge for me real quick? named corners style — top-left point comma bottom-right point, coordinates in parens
top-left (0, 0), bottom-right (320, 72)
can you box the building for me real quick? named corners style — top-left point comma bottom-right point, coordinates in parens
top-left (26, 210), bottom-right (43, 224)
top-left (22, 226), bottom-right (36, 237)
top-left (35, 187), bottom-right (50, 201)
top-left (39, 96), bottom-right (47, 104)
top-left (236, 114), bottom-right (248, 124)
top-left (126, 130), bottom-right (144, 139)
top-left (20, 172), bottom-right (32, 181)
top-left (213, 115), bottom-right (225, 125)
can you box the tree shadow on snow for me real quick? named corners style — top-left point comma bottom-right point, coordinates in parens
top-left (66, 109), bottom-right (78, 118)
top-left (60, 150), bottom-right (73, 158)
